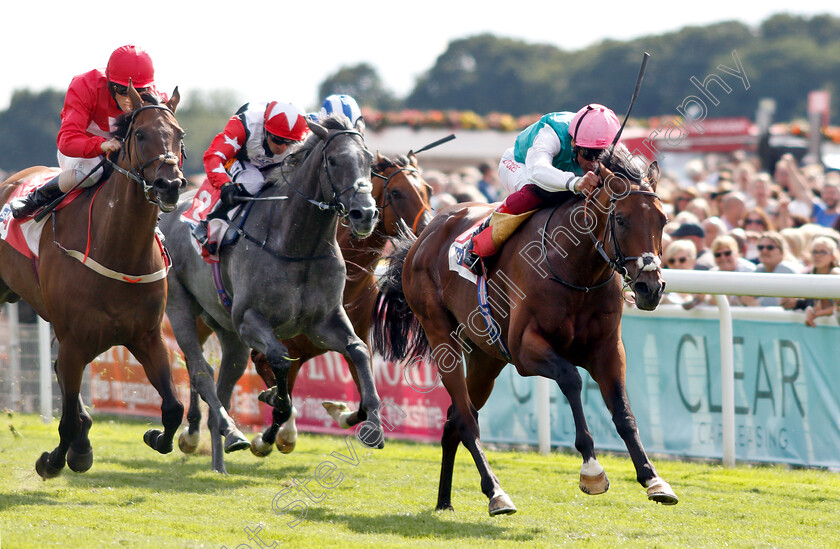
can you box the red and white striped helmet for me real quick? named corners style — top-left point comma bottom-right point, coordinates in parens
top-left (264, 101), bottom-right (309, 141)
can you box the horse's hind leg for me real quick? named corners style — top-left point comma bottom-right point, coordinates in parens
top-left (66, 394), bottom-right (94, 473)
top-left (214, 330), bottom-right (252, 456)
top-left (589, 345), bottom-right (678, 505)
top-left (178, 386), bottom-right (202, 453)
top-left (420, 317), bottom-right (515, 516)
top-left (127, 332), bottom-right (185, 456)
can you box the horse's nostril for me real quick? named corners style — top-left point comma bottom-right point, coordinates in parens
top-left (349, 210), bottom-right (363, 220)
top-left (635, 282), bottom-right (650, 296)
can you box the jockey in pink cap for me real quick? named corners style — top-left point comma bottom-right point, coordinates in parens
top-left (463, 104), bottom-right (621, 274)
top-left (182, 100), bottom-right (310, 256)
top-left (11, 45), bottom-right (163, 219)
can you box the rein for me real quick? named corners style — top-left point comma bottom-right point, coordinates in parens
top-left (109, 104), bottom-right (183, 205)
top-left (542, 185), bottom-right (661, 292)
top-left (277, 129), bottom-right (372, 216)
top-left (50, 103), bottom-right (178, 283)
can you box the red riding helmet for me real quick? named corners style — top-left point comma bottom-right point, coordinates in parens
top-left (106, 45), bottom-right (155, 88)
top-left (569, 104), bottom-right (621, 148)
top-left (264, 101), bottom-right (310, 142)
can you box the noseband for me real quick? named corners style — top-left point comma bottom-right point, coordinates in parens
top-left (588, 186), bottom-right (661, 287)
top-left (108, 104), bottom-right (184, 204)
top-left (372, 165), bottom-right (431, 235)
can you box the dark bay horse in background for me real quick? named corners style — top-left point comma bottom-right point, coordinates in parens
top-left (0, 87), bottom-right (186, 479)
top-left (159, 116), bottom-right (382, 473)
top-left (374, 145), bottom-right (678, 515)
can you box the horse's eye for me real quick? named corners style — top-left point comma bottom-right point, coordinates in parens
top-left (328, 157), bottom-right (337, 167)
top-left (616, 215), bottom-right (626, 227)
top-left (390, 189), bottom-right (402, 200)
top-left (134, 130), bottom-right (144, 141)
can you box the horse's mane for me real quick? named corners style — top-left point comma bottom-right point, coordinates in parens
top-left (373, 153), bottom-right (410, 173)
top-left (110, 93), bottom-right (165, 140)
top-left (598, 143), bottom-right (648, 185)
top-left (272, 115), bottom-right (358, 175)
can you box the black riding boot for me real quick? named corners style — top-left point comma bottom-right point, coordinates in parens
top-left (10, 176), bottom-right (63, 219)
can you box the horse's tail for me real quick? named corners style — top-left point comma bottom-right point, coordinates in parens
top-left (372, 230), bottom-right (431, 362)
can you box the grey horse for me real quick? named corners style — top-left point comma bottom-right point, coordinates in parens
top-left (158, 115), bottom-right (382, 473)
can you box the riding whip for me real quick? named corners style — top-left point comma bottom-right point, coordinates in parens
top-left (410, 134), bottom-right (456, 155)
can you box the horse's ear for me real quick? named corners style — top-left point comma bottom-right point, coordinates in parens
top-left (408, 151), bottom-right (418, 169)
top-left (355, 116), bottom-right (366, 136)
top-left (375, 151), bottom-right (385, 165)
top-left (646, 160), bottom-right (660, 191)
top-left (128, 79), bottom-right (143, 110)
top-left (166, 87), bottom-right (180, 113)
top-left (307, 118), bottom-right (329, 141)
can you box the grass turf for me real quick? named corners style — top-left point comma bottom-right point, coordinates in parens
top-left (1, 413), bottom-right (838, 548)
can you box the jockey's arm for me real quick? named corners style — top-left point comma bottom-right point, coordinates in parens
top-left (524, 125), bottom-right (581, 194)
top-left (203, 115), bottom-right (247, 189)
top-left (57, 77), bottom-right (107, 159)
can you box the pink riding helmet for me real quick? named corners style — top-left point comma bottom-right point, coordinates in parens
top-left (569, 104), bottom-right (621, 148)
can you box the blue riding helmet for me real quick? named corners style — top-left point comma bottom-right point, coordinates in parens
top-left (317, 94), bottom-right (362, 124)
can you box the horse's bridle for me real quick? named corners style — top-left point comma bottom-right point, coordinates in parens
top-left (108, 104), bottom-right (185, 205)
top-left (280, 129), bottom-right (373, 218)
top-left (371, 165), bottom-right (431, 235)
top-left (542, 184), bottom-right (661, 292)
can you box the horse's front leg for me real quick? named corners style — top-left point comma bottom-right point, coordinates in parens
top-left (588, 342), bottom-right (678, 505)
top-left (127, 330), bottom-right (185, 456)
top-left (36, 346), bottom-right (86, 479)
top-left (238, 309), bottom-right (293, 427)
top-left (314, 309), bottom-right (383, 449)
top-left (517, 327), bottom-right (609, 497)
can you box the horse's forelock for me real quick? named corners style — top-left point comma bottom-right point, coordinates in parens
top-left (111, 92), bottom-right (165, 140)
top-left (602, 144), bottom-right (645, 185)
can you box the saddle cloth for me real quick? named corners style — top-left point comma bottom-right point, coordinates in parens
top-left (448, 219), bottom-right (484, 284)
top-left (0, 169), bottom-right (78, 259)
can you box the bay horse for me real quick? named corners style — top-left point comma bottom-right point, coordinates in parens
top-left (373, 145), bottom-right (678, 515)
top-left (158, 115), bottom-right (382, 473)
top-left (0, 86), bottom-right (186, 479)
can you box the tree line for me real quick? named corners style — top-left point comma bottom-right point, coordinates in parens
top-left (2, 13), bottom-right (839, 175)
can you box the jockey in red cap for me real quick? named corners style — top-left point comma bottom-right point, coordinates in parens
top-left (11, 45), bottom-right (163, 219)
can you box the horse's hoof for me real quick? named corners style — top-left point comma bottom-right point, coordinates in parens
top-left (258, 387), bottom-right (280, 408)
top-left (355, 423), bottom-right (385, 449)
top-left (67, 446), bottom-right (94, 473)
top-left (178, 429), bottom-right (200, 454)
top-left (224, 430), bottom-right (251, 453)
top-left (435, 503), bottom-right (455, 512)
top-left (488, 493), bottom-right (517, 516)
top-left (646, 477), bottom-right (679, 505)
top-left (144, 429), bottom-right (173, 454)
top-left (579, 471), bottom-right (610, 495)
top-left (250, 435), bottom-right (273, 457)
top-left (322, 401), bottom-right (352, 428)
top-left (276, 438), bottom-right (296, 454)
top-left (35, 452), bottom-right (64, 479)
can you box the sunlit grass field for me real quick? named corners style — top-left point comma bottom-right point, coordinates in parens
top-left (1, 413), bottom-right (838, 548)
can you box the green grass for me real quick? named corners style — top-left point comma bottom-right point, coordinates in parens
top-left (1, 413), bottom-right (839, 548)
